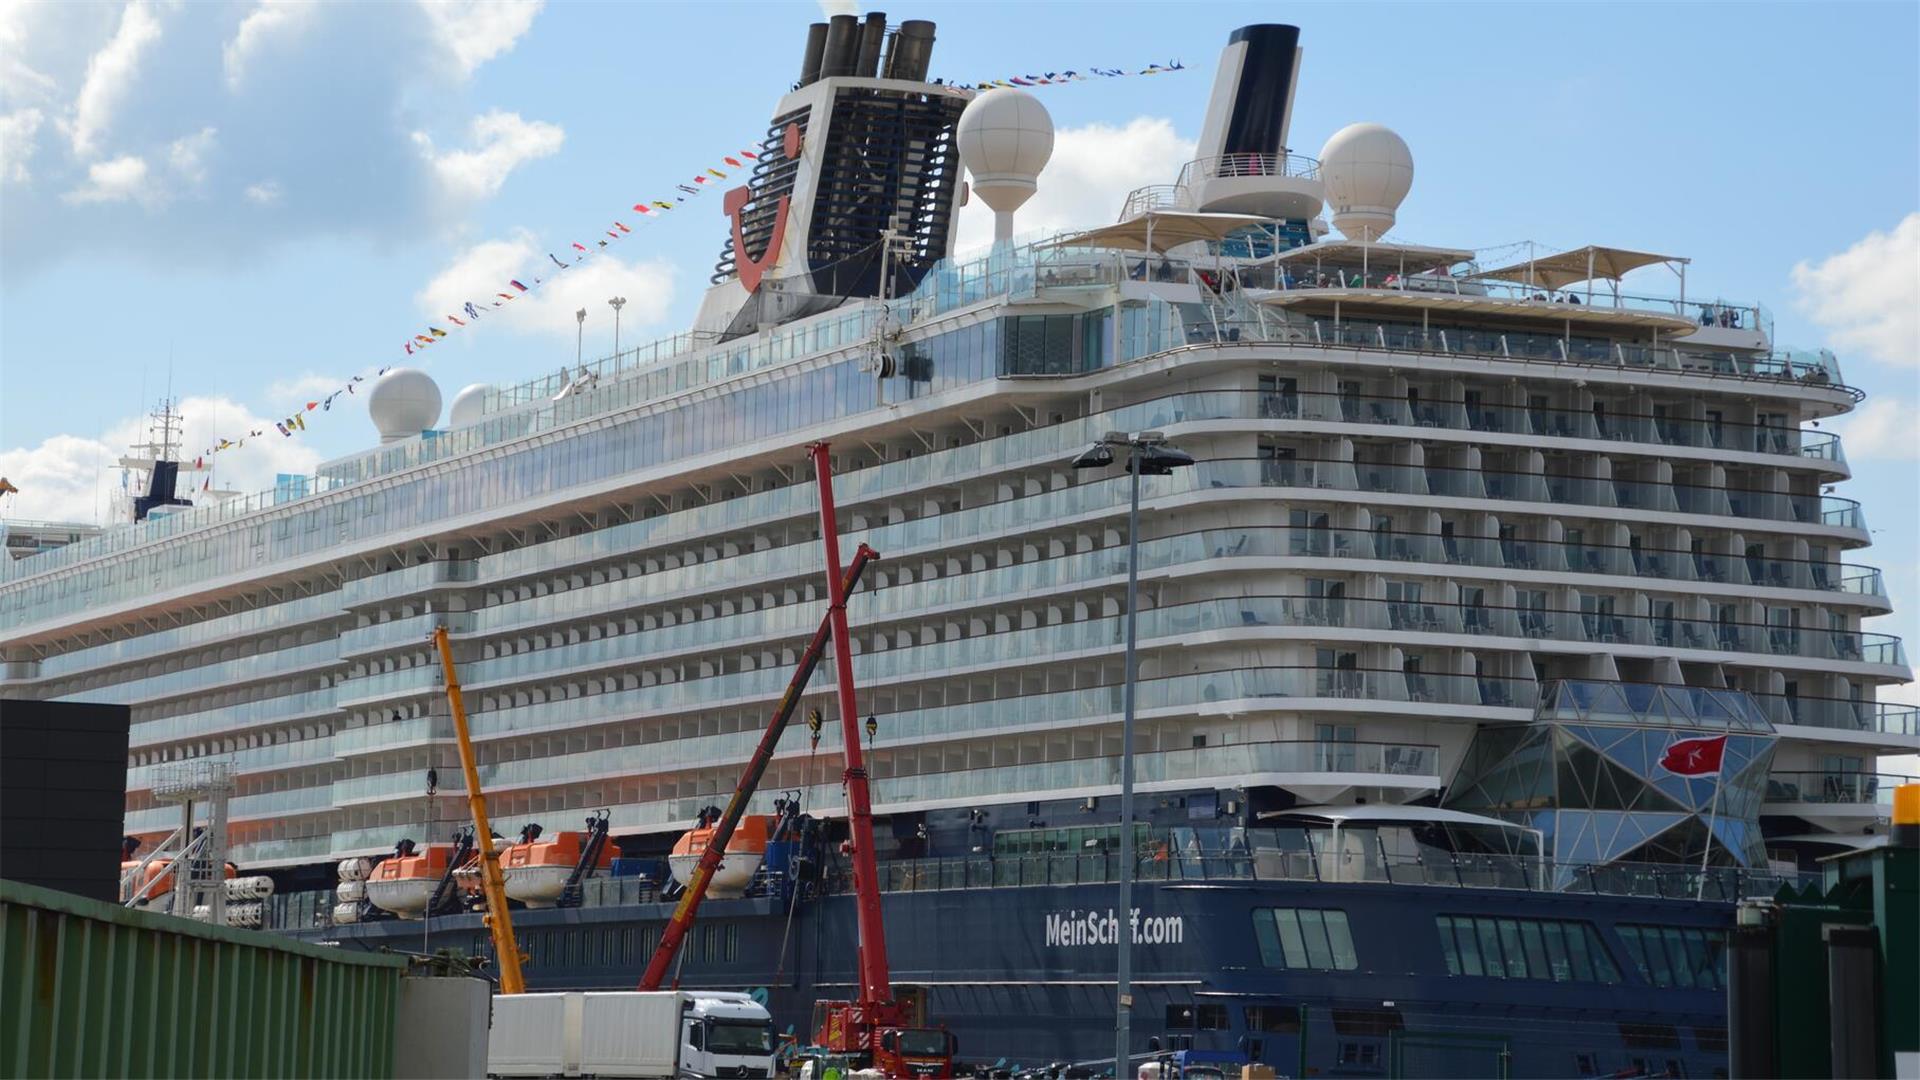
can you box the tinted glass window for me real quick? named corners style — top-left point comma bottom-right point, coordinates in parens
top-left (1436, 916), bottom-right (1620, 984)
top-left (1254, 908), bottom-right (1358, 971)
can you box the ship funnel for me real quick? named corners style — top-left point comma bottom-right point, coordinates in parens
top-left (798, 22), bottom-right (828, 87)
top-left (884, 19), bottom-right (935, 82)
top-left (855, 12), bottom-right (887, 78)
top-left (819, 14), bottom-right (859, 79)
top-left (1196, 24), bottom-right (1303, 160)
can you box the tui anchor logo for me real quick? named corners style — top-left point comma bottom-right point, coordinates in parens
top-left (724, 122), bottom-right (802, 294)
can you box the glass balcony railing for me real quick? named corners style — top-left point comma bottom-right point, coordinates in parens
top-left (1258, 389), bottom-right (1844, 470)
top-left (338, 611), bottom-right (475, 657)
top-left (53, 640), bottom-right (341, 708)
top-left (1759, 696), bottom-right (1918, 736)
top-left (338, 560), bottom-right (478, 608)
top-left (1763, 772), bottom-right (1914, 807)
top-left (126, 688), bottom-right (339, 750)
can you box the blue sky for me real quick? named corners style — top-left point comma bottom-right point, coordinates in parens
top-left (2, 1), bottom-right (1916, 707)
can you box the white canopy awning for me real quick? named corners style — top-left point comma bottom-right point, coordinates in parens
top-left (1471, 245), bottom-right (1689, 291)
top-left (1270, 240), bottom-right (1475, 276)
top-left (1042, 210), bottom-right (1271, 254)
top-left (1261, 803), bottom-right (1538, 833)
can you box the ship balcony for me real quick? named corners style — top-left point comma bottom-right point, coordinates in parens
top-left (1260, 278), bottom-right (1708, 339)
top-left (125, 688), bottom-right (340, 751)
top-left (1762, 771), bottom-right (1915, 821)
top-left (338, 559), bottom-right (478, 610)
top-left (1199, 458), bottom-right (1867, 537)
top-left (338, 611), bottom-right (475, 658)
top-left (1179, 152), bottom-right (1325, 220)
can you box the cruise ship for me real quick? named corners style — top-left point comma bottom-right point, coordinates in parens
top-left (2, 14), bottom-right (1913, 1077)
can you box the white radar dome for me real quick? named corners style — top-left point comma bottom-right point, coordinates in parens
top-left (957, 88), bottom-right (1054, 241)
top-left (369, 367), bottom-right (442, 444)
top-left (449, 383), bottom-right (491, 428)
top-left (1318, 122), bottom-right (1414, 242)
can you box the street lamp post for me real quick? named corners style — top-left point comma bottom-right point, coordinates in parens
top-left (1071, 430), bottom-right (1194, 1076)
top-left (608, 296), bottom-right (627, 358)
top-left (575, 308), bottom-right (587, 367)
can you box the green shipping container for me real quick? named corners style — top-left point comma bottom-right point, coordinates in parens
top-left (1, 878), bottom-right (407, 1078)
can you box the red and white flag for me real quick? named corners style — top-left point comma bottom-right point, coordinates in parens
top-left (1659, 734), bottom-right (1728, 777)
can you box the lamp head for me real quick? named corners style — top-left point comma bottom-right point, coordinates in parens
top-left (1072, 442), bottom-right (1116, 469)
top-left (1129, 443), bottom-right (1195, 476)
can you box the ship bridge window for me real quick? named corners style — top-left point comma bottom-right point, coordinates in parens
top-left (1244, 1006), bottom-right (1302, 1034)
top-left (1435, 915), bottom-right (1620, 984)
top-left (1253, 907), bottom-right (1358, 971)
top-left (1617, 925), bottom-right (1726, 990)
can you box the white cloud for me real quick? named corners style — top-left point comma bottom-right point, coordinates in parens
top-left (953, 116), bottom-right (1195, 255)
top-left (223, 0), bottom-right (317, 89)
top-left (414, 109), bottom-right (563, 202)
top-left (0, 395), bottom-right (324, 526)
top-left (166, 125), bottom-right (217, 185)
top-left (1791, 213), bottom-right (1920, 369)
top-left (415, 229), bottom-right (677, 341)
top-left (816, 0), bottom-right (858, 16)
top-left (418, 0), bottom-right (543, 77)
top-left (0, 1), bottom-right (60, 107)
top-left (1826, 396), bottom-right (1920, 462)
top-left (68, 0), bottom-right (164, 157)
top-left (62, 153), bottom-right (150, 204)
top-left (243, 179), bottom-right (281, 205)
top-left (0, 106), bottom-right (42, 182)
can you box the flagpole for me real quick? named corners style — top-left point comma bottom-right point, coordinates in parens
top-left (1696, 767), bottom-right (1722, 902)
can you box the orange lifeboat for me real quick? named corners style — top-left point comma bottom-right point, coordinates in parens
top-left (500, 824), bottom-right (613, 907)
top-left (366, 840), bottom-right (468, 919)
top-left (120, 858), bottom-right (236, 905)
top-left (669, 813), bottom-right (771, 898)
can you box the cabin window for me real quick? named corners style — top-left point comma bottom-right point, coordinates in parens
top-left (1253, 908), bottom-right (1358, 971)
top-left (1617, 925), bottom-right (1726, 990)
top-left (1618, 1023), bottom-right (1682, 1051)
top-left (1193, 1004), bottom-right (1230, 1031)
top-left (1331, 1008), bottom-right (1403, 1037)
top-left (1244, 1006), bottom-right (1302, 1034)
top-left (1435, 915), bottom-right (1620, 983)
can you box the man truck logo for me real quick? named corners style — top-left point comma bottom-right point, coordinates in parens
top-left (1045, 908), bottom-right (1184, 947)
top-left (724, 122), bottom-right (801, 295)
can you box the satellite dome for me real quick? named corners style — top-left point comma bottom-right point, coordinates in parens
top-left (449, 383), bottom-right (491, 428)
top-left (1318, 123), bottom-right (1414, 241)
top-left (368, 368), bottom-right (442, 444)
top-left (957, 88), bottom-right (1054, 241)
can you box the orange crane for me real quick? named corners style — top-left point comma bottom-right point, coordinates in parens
top-left (433, 623), bottom-right (526, 994)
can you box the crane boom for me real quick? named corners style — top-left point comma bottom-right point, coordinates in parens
top-left (638, 543), bottom-right (877, 990)
top-left (433, 624), bottom-right (526, 994)
top-left (811, 441), bottom-right (893, 1008)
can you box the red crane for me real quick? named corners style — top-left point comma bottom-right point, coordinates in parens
top-left (636, 444), bottom-right (952, 1076)
top-left (803, 441), bottom-right (954, 1077)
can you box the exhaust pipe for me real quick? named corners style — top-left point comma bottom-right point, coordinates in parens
top-left (798, 22), bottom-right (828, 87)
top-left (819, 14), bottom-right (859, 79)
top-left (884, 18), bottom-right (935, 82)
top-left (854, 12), bottom-right (887, 78)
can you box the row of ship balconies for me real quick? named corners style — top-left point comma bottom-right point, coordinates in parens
top-left (99, 495), bottom-right (1905, 766)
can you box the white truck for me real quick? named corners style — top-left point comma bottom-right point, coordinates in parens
top-left (489, 990), bottom-right (776, 1078)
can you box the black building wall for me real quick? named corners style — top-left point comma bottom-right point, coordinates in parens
top-left (1, 699), bottom-right (131, 902)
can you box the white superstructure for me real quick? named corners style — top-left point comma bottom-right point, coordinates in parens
top-left (0, 19), bottom-right (1909, 879)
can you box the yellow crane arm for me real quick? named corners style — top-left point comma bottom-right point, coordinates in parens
top-left (433, 624), bottom-right (526, 994)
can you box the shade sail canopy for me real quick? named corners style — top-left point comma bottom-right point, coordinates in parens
top-left (1271, 240), bottom-right (1475, 276)
top-left (1471, 245), bottom-right (1688, 290)
top-left (1043, 210), bottom-right (1272, 254)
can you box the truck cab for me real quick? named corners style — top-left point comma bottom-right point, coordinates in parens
top-left (875, 1026), bottom-right (958, 1077)
top-left (681, 992), bottom-right (776, 1078)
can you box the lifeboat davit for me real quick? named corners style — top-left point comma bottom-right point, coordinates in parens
top-left (366, 840), bottom-right (467, 919)
top-left (500, 825), bottom-right (612, 907)
top-left (669, 814), bottom-right (771, 898)
top-left (120, 858), bottom-right (236, 905)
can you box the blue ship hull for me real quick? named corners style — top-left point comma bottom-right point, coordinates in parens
top-left (296, 875), bottom-right (1733, 1078)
